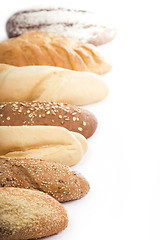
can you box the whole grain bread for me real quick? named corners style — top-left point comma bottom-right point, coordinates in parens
top-left (0, 101), bottom-right (97, 138)
top-left (0, 187), bottom-right (68, 240)
top-left (0, 158), bottom-right (90, 202)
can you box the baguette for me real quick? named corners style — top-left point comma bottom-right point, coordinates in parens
top-left (0, 64), bottom-right (109, 105)
top-left (0, 158), bottom-right (90, 202)
top-left (0, 101), bottom-right (97, 138)
top-left (0, 187), bottom-right (68, 240)
top-left (0, 126), bottom-right (88, 166)
top-left (0, 31), bottom-right (112, 75)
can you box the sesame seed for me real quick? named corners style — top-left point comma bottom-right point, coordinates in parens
top-left (64, 116), bottom-right (69, 120)
top-left (6, 117), bottom-right (10, 121)
top-left (83, 121), bottom-right (87, 126)
top-left (72, 112), bottom-right (77, 115)
top-left (46, 111), bottom-right (50, 114)
top-left (20, 102), bottom-right (26, 106)
top-left (0, 105), bottom-right (4, 109)
top-left (59, 115), bottom-right (62, 119)
top-left (51, 110), bottom-right (56, 115)
top-left (73, 117), bottom-right (76, 121)
top-left (78, 127), bottom-right (83, 131)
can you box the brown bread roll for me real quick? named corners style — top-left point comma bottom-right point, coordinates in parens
top-left (0, 158), bottom-right (90, 202)
top-left (0, 64), bottom-right (109, 105)
top-left (0, 187), bottom-right (68, 240)
top-left (0, 31), bottom-right (111, 75)
top-left (0, 101), bottom-right (97, 138)
top-left (0, 126), bottom-right (88, 166)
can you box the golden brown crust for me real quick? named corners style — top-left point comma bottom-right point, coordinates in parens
top-left (0, 101), bottom-right (97, 138)
top-left (0, 158), bottom-right (90, 202)
top-left (0, 31), bottom-right (111, 75)
top-left (0, 187), bottom-right (68, 240)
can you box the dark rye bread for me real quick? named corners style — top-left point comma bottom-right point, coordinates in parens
top-left (0, 158), bottom-right (90, 202)
top-left (0, 187), bottom-right (68, 240)
top-left (6, 7), bottom-right (116, 46)
top-left (0, 101), bottom-right (97, 138)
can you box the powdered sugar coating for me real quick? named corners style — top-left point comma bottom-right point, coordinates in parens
top-left (6, 8), bottom-right (117, 45)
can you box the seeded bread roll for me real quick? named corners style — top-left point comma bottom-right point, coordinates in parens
top-left (0, 158), bottom-right (90, 202)
top-left (0, 126), bottom-right (88, 166)
top-left (0, 31), bottom-right (111, 75)
top-left (0, 101), bottom-right (97, 138)
top-left (6, 8), bottom-right (117, 46)
top-left (0, 64), bottom-right (109, 105)
top-left (0, 187), bottom-right (68, 240)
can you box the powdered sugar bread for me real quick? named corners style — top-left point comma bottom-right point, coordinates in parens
top-left (0, 187), bottom-right (68, 240)
top-left (6, 7), bottom-right (117, 46)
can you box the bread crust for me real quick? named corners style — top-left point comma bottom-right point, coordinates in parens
top-left (0, 187), bottom-right (68, 240)
top-left (0, 126), bottom-right (88, 166)
top-left (0, 64), bottom-right (109, 105)
top-left (0, 31), bottom-right (111, 75)
top-left (0, 158), bottom-right (90, 202)
top-left (0, 101), bottom-right (97, 138)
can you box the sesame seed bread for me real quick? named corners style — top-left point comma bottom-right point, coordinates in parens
top-left (0, 64), bottom-right (109, 105)
top-left (0, 101), bottom-right (97, 138)
top-left (0, 31), bottom-right (112, 75)
top-left (6, 8), bottom-right (117, 46)
top-left (0, 158), bottom-right (90, 202)
top-left (0, 187), bottom-right (68, 240)
top-left (0, 126), bottom-right (88, 166)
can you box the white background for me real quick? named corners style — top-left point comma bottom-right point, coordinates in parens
top-left (1, 0), bottom-right (160, 239)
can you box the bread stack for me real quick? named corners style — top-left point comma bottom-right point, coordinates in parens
top-left (0, 7), bottom-right (115, 240)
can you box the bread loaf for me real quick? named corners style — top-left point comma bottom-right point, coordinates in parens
top-left (0, 64), bottom-right (109, 105)
top-left (0, 31), bottom-right (111, 75)
top-left (0, 158), bottom-right (90, 202)
top-left (0, 187), bottom-right (68, 240)
top-left (0, 126), bottom-right (87, 166)
top-left (0, 101), bottom-right (97, 138)
top-left (6, 8), bottom-right (117, 46)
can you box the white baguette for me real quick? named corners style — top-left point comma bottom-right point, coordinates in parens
top-left (0, 126), bottom-right (87, 166)
top-left (0, 64), bottom-right (109, 105)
